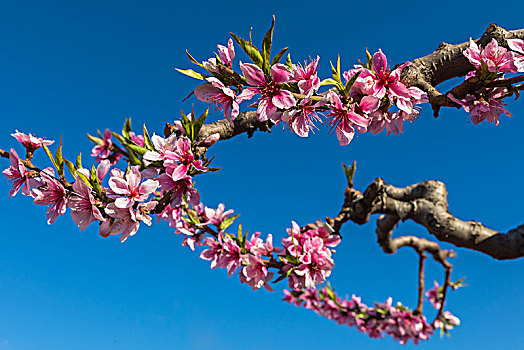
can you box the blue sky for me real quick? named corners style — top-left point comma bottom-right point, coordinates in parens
top-left (0, 1), bottom-right (523, 349)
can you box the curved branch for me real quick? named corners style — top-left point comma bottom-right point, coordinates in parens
top-left (332, 178), bottom-right (524, 260)
top-left (401, 24), bottom-right (524, 116)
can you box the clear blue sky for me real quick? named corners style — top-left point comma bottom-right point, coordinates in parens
top-left (0, 1), bottom-right (523, 349)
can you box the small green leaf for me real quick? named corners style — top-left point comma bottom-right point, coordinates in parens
top-left (87, 133), bottom-right (102, 144)
top-left (54, 137), bottom-right (64, 177)
top-left (76, 153), bottom-right (83, 169)
top-left (285, 53), bottom-right (293, 69)
top-left (220, 214), bottom-right (241, 231)
top-left (76, 171), bottom-right (92, 188)
top-left (321, 78), bottom-right (339, 86)
top-left (175, 68), bottom-right (207, 80)
top-left (142, 124), bottom-right (154, 150)
top-left (342, 160), bottom-right (357, 187)
top-left (261, 15), bottom-right (276, 73)
top-left (271, 47), bottom-right (288, 66)
top-left (124, 142), bottom-right (149, 156)
top-left (186, 49), bottom-right (204, 68)
top-left (111, 132), bottom-right (126, 145)
top-left (230, 32), bottom-right (263, 68)
top-left (122, 118), bottom-right (132, 140)
top-left (90, 165), bottom-right (103, 194)
top-left (366, 47), bottom-right (373, 69)
top-left (193, 108), bottom-right (209, 139)
top-left (64, 158), bottom-right (77, 180)
top-left (126, 148), bottom-right (142, 166)
top-left (42, 144), bottom-right (59, 170)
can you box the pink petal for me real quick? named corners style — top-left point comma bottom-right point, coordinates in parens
top-left (359, 96), bottom-right (381, 114)
top-left (372, 49), bottom-right (388, 76)
top-left (194, 83), bottom-right (221, 103)
top-left (240, 62), bottom-right (266, 86)
top-left (270, 63), bottom-right (291, 84)
top-left (272, 90), bottom-right (296, 109)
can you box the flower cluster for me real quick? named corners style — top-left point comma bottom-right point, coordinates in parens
top-left (2, 124), bottom-right (207, 243)
top-left (449, 38), bottom-right (524, 125)
top-left (2, 122), bottom-right (462, 344)
top-left (182, 36), bottom-right (428, 145)
top-left (284, 287), bottom-right (434, 345)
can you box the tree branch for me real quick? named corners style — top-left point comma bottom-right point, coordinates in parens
top-left (401, 23), bottom-right (524, 117)
top-left (332, 178), bottom-right (524, 260)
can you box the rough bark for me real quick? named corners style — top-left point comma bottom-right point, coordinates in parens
top-left (401, 24), bottom-right (524, 116)
top-left (330, 178), bottom-right (524, 260)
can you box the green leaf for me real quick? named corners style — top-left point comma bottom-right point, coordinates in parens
top-left (175, 68), bottom-right (207, 80)
top-left (122, 118), bottom-right (132, 140)
top-left (193, 108), bottom-right (209, 139)
top-left (342, 160), bottom-right (357, 186)
top-left (87, 133), bottom-right (102, 144)
top-left (126, 148), bottom-right (142, 166)
top-left (220, 214), bottom-right (241, 231)
top-left (321, 78), bottom-right (339, 86)
top-left (261, 15), bottom-right (276, 73)
top-left (90, 165), bottom-right (103, 194)
top-left (76, 153), bottom-right (83, 169)
top-left (64, 158), bottom-right (77, 180)
top-left (124, 142), bottom-right (149, 156)
top-left (186, 49), bottom-right (204, 68)
top-left (271, 47), bottom-right (288, 66)
top-left (76, 171), bottom-right (92, 188)
top-left (142, 124), bottom-right (154, 150)
top-left (230, 32), bottom-right (263, 68)
top-left (111, 132), bottom-right (126, 145)
top-left (285, 53), bottom-right (293, 70)
top-left (54, 137), bottom-right (64, 177)
top-left (42, 144), bottom-right (59, 170)
top-left (366, 47), bottom-right (373, 69)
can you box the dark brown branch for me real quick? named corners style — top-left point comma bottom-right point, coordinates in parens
top-left (333, 178), bottom-right (524, 260)
top-left (416, 253), bottom-right (425, 315)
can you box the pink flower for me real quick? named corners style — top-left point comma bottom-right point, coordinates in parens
top-left (291, 56), bottom-right (321, 96)
top-left (217, 38), bottom-right (235, 67)
top-left (508, 38), bottom-right (524, 72)
top-left (448, 87), bottom-right (511, 125)
top-left (464, 38), bottom-right (516, 73)
top-left (67, 176), bottom-right (105, 231)
top-left (349, 50), bottom-right (414, 113)
top-left (239, 62), bottom-right (296, 121)
top-left (143, 134), bottom-right (178, 163)
top-left (425, 281), bottom-right (442, 309)
top-left (91, 129), bottom-right (113, 162)
top-left (100, 203), bottom-right (140, 242)
top-left (204, 203), bottom-right (234, 227)
top-left (200, 236), bottom-right (224, 269)
top-left (129, 132), bottom-right (144, 147)
top-left (194, 77), bottom-right (249, 126)
top-left (157, 169), bottom-right (200, 207)
top-left (135, 201), bottom-right (157, 226)
top-left (164, 137), bottom-right (207, 178)
top-left (280, 97), bottom-right (324, 137)
top-left (11, 130), bottom-right (54, 152)
top-left (107, 166), bottom-right (159, 208)
top-left (326, 92), bottom-right (379, 145)
top-left (293, 237), bottom-right (334, 289)
top-left (433, 311), bottom-right (460, 331)
top-left (239, 254), bottom-right (274, 291)
top-left (32, 168), bottom-right (68, 225)
top-left (2, 149), bottom-right (42, 197)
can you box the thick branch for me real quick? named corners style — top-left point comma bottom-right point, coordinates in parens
top-left (401, 24), bottom-right (524, 116)
top-left (333, 178), bottom-right (524, 260)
